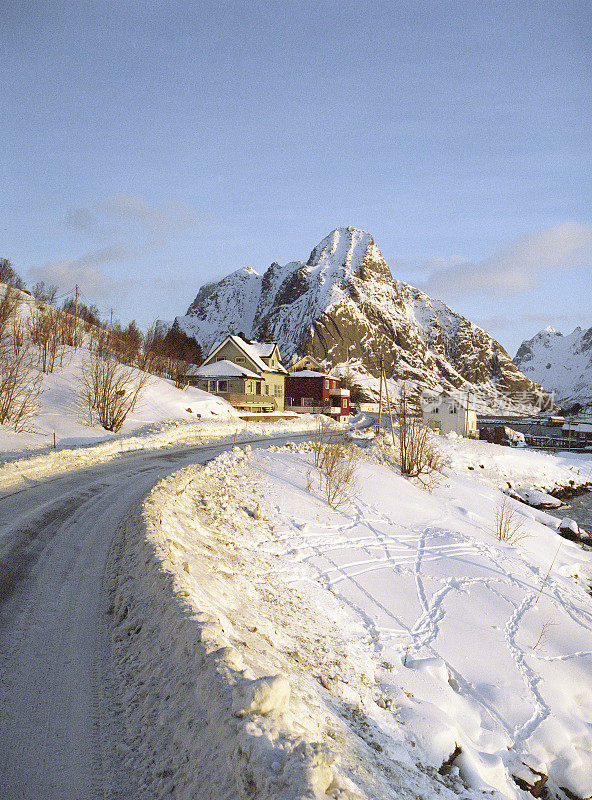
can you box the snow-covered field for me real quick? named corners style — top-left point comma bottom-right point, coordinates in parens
top-left (109, 435), bottom-right (592, 799)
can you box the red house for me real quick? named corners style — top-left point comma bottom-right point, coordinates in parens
top-left (285, 370), bottom-right (350, 422)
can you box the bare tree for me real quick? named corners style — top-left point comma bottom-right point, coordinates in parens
top-left (0, 259), bottom-right (25, 290)
top-left (0, 338), bottom-right (41, 431)
top-left (0, 286), bottom-right (20, 338)
top-left (28, 305), bottom-right (67, 374)
top-left (80, 350), bottom-right (150, 432)
top-left (397, 386), bottom-right (444, 488)
top-left (32, 281), bottom-right (58, 305)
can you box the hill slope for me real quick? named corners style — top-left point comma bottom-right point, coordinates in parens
top-left (173, 227), bottom-right (549, 412)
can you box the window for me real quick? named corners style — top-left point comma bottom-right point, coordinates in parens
top-left (236, 356), bottom-right (245, 363)
top-left (324, 379), bottom-right (329, 388)
top-left (217, 357), bottom-right (224, 361)
top-left (218, 380), bottom-right (228, 393)
top-left (274, 384), bottom-right (283, 396)
top-left (208, 380), bottom-right (217, 392)
top-left (265, 385), bottom-right (269, 394)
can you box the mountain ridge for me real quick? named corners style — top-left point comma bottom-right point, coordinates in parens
top-left (515, 325), bottom-right (592, 410)
top-left (171, 227), bottom-right (550, 412)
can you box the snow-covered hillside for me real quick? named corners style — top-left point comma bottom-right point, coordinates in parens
top-left (515, 326), bottom-right (592, 410)
top-left (169, 227), bottom-right (549, 413)
top-left (109, 438), bottom-right (592, 799)
top-left (0, 284), bottom-right (236, 454)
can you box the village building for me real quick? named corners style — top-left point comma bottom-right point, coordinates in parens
top-left (561, 419), bottom-right (592, 444)
top-left (187, 335), bottom-right (287, 413)
top-left (288, 354), bottom-right (325, 373)
top-left (284, 370), bottom-right (350, 422)
top-left (422, 394), bottom-right (478, 437)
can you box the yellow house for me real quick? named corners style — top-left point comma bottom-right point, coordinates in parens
top-left (187, 335), bottom-right (287, 413)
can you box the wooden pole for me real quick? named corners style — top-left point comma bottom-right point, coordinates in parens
top-left (384, 369), bottom-right (396, 446)
top-left (74, 283), bottom-right (79, 350)
top-left (465, 388), bottom-right (471, 438)
top-left (377, 356), bottom-right (384, 432)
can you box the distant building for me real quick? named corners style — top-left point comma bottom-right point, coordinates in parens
top-left (187, 335), bottom-right (286, 413)
top-left (289, 355), bottom-right (325, 373)
top-left (285, 370), bottom-right (350, 422)
top-left (562, 420), bottom-right (592, 443)
top-left (423, 394), bottom-right (478, 437)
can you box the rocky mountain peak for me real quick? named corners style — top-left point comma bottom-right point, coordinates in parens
top-left (172, 228), bottom-right (550, 412)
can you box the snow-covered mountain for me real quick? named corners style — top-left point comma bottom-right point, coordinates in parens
top-left (515, 326), bottom-right (592, 410)
top-left (171, 227), bottom-right (549, 411)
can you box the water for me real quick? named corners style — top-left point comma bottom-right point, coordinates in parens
top-left (547, 489), bottom-right (592, 533)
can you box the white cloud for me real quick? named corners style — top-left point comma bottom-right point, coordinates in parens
top-left (64, 194), bottom-right (200, 248)
top-left (423, 223), bottom-right (592, 297)
top-left (29, 245), bottom-right (130, 298)
top-left (32, 193), bottom-right (201, 299)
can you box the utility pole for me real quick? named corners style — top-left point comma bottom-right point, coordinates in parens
top-left (377, 356), bottom-right (384, 432)
top-left (74, 283), bottom-right (79, 350)
top-left (383, 367), bottom-right (396, 446)
top-left (110, 308), bottom-right (113, 330)
top-left (465, 387), bottom-right (471, 438)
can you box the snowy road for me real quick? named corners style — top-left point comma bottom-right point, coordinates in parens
top-left (0, 434), bottom-right (306, 800)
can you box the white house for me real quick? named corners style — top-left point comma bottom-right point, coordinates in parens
top-left (422, 394), bottom-right (478, 437)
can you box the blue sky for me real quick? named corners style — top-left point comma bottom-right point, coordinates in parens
top-left (1, 0), bottom-right (590, 353)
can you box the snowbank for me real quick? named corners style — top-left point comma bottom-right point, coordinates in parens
top-left (105, 452), bottom-right (473, 800)
top-left (0, 414), bottom-right (321, 499)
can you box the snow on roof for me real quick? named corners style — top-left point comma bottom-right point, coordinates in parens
top-left (188, 360), bottom-right (261, 380)
top-left (226, 336), bottom-right (287, 373)
top-left (247, 341), bottom-right (276, 357)
top-left (288, 370), bottom-right (329, 378)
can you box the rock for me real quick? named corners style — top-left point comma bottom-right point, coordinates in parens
top-left (559, 518), bottom-right (582, 542)
top-left (512, 763), bottom-right (548, 797)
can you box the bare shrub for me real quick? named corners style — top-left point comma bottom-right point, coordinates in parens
top-left (534, 542), bottom-right (561, 606)
top-left (318, 437), bottom-right (361, 509)
top-left (397, 388), bottom-right (444, 487)
top-left (11, 316), bottom-right (27, 355)
top-left (495, 497), bottom-right (529, 545)
top-left (308, 418), bottom-right (361, 508)
top-left (532, 619), bottom-right (557, 651)
top-left (0, 340), bottom-right (41, 431)
top-left (310, 416), bottom-right (335, 468)
top-left (80, 350), bottom-right (150, 432)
